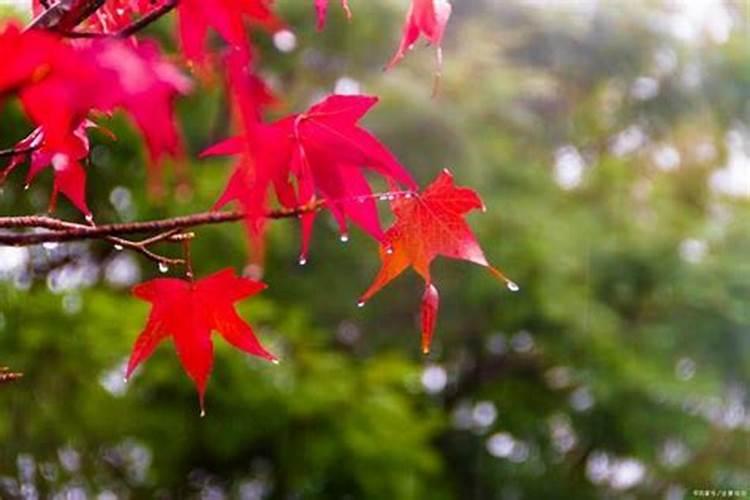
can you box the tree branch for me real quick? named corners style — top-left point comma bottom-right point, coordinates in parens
top-left (0, 146), bottom-right (37, 159)
top-left (25, 0), bottom-right (106, 32)
top-left (0, 201), bottom-right (324, 247)
top-left (57, 0), bottom-right (180, 39)
top-left (118, 0), bottom-right (179, 37)
top-left (0, 366), bottom-right (23, 385)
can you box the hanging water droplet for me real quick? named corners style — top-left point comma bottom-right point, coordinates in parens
top-left (158, 262), bottom-right (169, 273)
top-left (378, 194), bottom-right (389, 201)
top-left (356, 196), bottom-right (366, 203)
top-left (122, 377), bottom-right (128, 384)
top-left (23, 184), bottom-right (30, 191)
top-left (84, 214), bottom-right (94, 224)
top-left (357, 300), bottom-right (365, 308)
top-left (298, 256), bottom-right (307, 266)
top-left (387, 194), bottom-right (396, 201)
top-left (506, 281), bottom-right (520, 292)
top-left (200, 409), bottom-right (206, 418)
top-left (340, 234), bottom-right (349, 243)
top-left (385, 246), bottom-right (394, 255)
top-left (43, 242), bottom-right (59, 250)
top-left (114, 244), bottom-right (124, 251)
top-left (404, 192), bottom-right (414, 199)
top-left (271, 359), bottom-right (280, 365)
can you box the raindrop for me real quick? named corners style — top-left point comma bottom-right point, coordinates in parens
top-left (23, 184), bottom-right (30, 191)
top-left (84, 214), bottom-right (94, 224)
top-left (507, 281), bottom-right (520, 292)
top-left (385, 246), bottom-right (394, 255)
top-left (158, 262), bottom-right (169, 273)
top-left (43, 242), bottom-right (59, 250)
top-left (298, 256), bottom-right (307, 266)
top-left (356, 300), bottom-right (365, 308)
top-left (114, 244), bottom-right (124, 251)
top-left (378, 194), bottom-right (389, 201)
top-left (200, 409), bottom-right (206, 418)
top-left (271, 359), bottom-right (280, 365)
top-left (340, 234), bottom-right (349, 243)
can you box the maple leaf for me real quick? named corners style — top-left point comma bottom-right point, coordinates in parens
top-left (386, 0), bottom-right (452, 76)
top-left (0, 24), bottom-right (190, 208)
top-left (1, 122), bottom-right (98, 216)
top-left (224, 49), bottom-right (279, 130)
top-left (314, 0), bottom-right (352, 31)
top-left (203, 94), bottom-right (416, 263)
top-left (127, 268), bottom-right (276, 414)
top-left (358, 170), bottom-right (518, 354)
top-left (90, 39), bottom-right (192, 191)
top-left (176, 0), bottom-right (284, 66)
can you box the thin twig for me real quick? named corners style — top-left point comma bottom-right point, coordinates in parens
top-left (0, 146), bottom-right (37, 159)
top-left (118, 0), bottom-right (179, 37)
top-left (57, 0), bottom-right (180, 38)
top-left (25, 0), bottom-right (106, 32)
top-left (0, 367), bottom-right (23, 385)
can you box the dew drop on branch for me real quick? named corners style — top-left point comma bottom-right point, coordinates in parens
top-left (158, 262), bottom-right (169, 273)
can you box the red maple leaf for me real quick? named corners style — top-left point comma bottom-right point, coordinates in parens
top-left (1, 121), bottom-right (101, 216)
top-left (127, 268), bottom-right (277, 414)
top-left (0, 24), bottom-right (190, 209)
top-left (203, 94), bottom-right (416, 264)
top-left (223, 49), bottom-right (279, 130)
top-left (314, 0), bottom-right (352, 31)
top-left (358, 170), bottom-right (518, 354)
top-left (176, 0), bottom-right (284, 66)
top-left (386, 0), bottom-right (452, 74)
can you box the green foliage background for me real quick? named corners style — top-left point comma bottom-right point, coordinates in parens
top-left (1, 1), bottom-right (749, 498)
